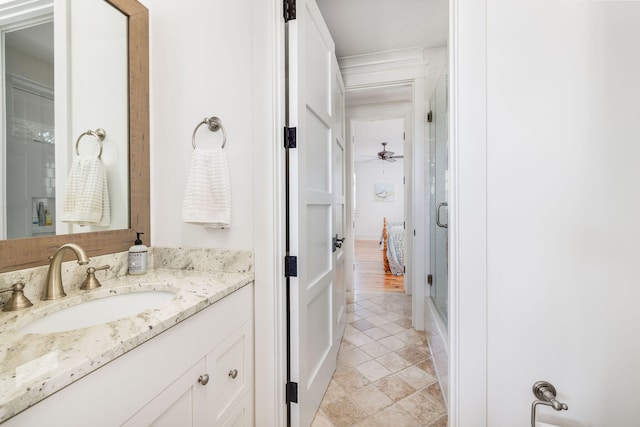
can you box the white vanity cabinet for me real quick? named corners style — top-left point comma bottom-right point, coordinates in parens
top-left (3, 283), bottom-right (254, 427)
top-left (123, 319), bottom-right (254, 426)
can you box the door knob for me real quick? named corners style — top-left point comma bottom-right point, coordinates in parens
top-left (198, 374), bottom-right (209, 386)
top-left (333, 235), bottom-right (345, 252)
top-left (228, 369), bottom-right (238, 379)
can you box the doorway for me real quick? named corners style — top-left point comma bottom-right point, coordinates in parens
top-left (352, 118), bottom-right (406, 293)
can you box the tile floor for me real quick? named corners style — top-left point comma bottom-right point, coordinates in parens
top-left (311, 290), bottom-right (448, 427)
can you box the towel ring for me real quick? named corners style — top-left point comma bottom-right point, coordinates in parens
top-left (75, 128), bottom-right (106, 159)
top-left (192, 116), bottom-right (226, 149)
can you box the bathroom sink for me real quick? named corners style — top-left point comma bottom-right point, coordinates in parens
top-left (20, 291), bottom-right (175, 334)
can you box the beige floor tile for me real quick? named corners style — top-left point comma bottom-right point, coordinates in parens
top-left (340, 346), bottom-right (373, 366)
top-left (322, 398), bottom-right (368, 427)
top-left (344, 331), bottom-right (375, 347)
top-left (344, 324), bottom-right (360, 337)
top-left (355, 300), bottom-right (377, 309)
top-left (378, 335), bottom-right (406, 351)
top-left (396, 366), bottom-right (438, 390)
top-left (372, 404), bottom-right (421, 427)
top-left (376, 352), bottom-right (412, 373)
top-left (315, 290), bottom-right (447, 426)
top-left (354, 308), bottom-right (375, 318)
top-left (379, 311), bottom-right (404, 322)
top-left (365, 304), bottom-right (387, 315)
top-left (352, 318), bottom-right (376, 331)
top-left (319, 380), bottom-right (348, 405)
top-left (378, 321), bottom-right (408, 335)
top-left (360, 341), bottom-right (392, 358)
top-left (350, 383), bottom-right (394, 416)
top-left (395, 329), bottom-right (427, 345)
top-left (397, 387), bottom-right (447, 425)
top-left (351, 418), bottom-right (382, 427)
top-left (428, 414), bottom-right (448, 427)
top-left (363, 326), bottom-right (391, 341)
top-left (395, 345), bottom-right (430, 365)
top-left (356, 359), bottom-right (392, 382)
top-left (374, 374), bottom-right (416, 402)
top-left (311, 410), bottom-right (335, 427)
top-left (394, 318), bottom-right (413, 328)
top-left (365, 315), bottom-right (389, 326)
top-left (332, 368), bottom-right (371, 392)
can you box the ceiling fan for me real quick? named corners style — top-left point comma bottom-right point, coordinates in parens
top-left (376, 142), bottom-right (404, 162)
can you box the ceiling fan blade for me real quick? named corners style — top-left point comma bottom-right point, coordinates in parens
top-left (390, 155), bottom-right (404, 159)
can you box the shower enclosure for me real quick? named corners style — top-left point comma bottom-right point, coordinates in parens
top-left (429, 73), bottom-right (448, 324)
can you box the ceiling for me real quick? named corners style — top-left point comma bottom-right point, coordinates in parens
top-left (315, 0), bottom-right (448, 161)
top-left (315, 0), bottom-right (448, 58)
top-left (5, 22), bottom-right (54, 64)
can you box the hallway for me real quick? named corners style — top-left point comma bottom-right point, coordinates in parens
top-left (311, 289), bottom-right (447, 426)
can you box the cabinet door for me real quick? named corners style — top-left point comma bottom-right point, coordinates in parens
top-left (205, 320), bottom-right (254, 424)
top-left (123, 360), bottom-right (207, 427)
top-left (220, 392), bottom-right (254, 427)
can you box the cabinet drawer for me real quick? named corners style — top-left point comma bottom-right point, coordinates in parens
top-left (206, 320), bottom-right (254, 423)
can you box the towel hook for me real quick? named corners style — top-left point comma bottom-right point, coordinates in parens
top-left (192, 116), bottom-right (226, 149)
top-left (75, 128), bottom-right (106, 159)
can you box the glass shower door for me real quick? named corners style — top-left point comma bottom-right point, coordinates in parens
top-left (429, 74), bottom-right (448, 324)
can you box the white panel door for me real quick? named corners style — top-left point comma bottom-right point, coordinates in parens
top-left (454, 1), bottom-right (640, 425)
top-left (332, 56), bottom-right (347, 342)
top-left (287, 1), bottom-right (341, 426)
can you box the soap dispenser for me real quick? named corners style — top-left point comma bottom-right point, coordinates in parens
top-left (128, 232), bottom-right (148, 275)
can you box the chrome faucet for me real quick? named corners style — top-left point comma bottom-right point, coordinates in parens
top-left (42, 243), bottom-right (90, 300)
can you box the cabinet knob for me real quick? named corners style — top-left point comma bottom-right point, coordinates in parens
top-left (228, 369), bottom-right (238, 379)
top-left (198, 374), bottom-right (209, 386)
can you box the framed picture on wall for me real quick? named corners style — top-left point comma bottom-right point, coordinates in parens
top-left (375, 183), bottom-right (395, 202)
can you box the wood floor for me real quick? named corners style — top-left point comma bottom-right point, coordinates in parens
top-left (354, 240), bottom-right (405, 292)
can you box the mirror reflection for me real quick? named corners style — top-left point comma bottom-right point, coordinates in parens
top-left (1, 0), bottom-right (130, 240)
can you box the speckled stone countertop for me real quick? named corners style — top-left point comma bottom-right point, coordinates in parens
top-left (0, 248), bottom-right (253, 423)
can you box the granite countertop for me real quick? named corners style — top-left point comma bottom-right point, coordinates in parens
top-left (0, 267), bottom-right (254, 423)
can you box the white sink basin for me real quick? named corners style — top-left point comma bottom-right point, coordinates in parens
top-left (20, 291), bottom-right (175, 334)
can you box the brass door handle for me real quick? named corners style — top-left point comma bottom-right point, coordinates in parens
top-left (228, 369), bottom-right (238, 379)
top-left (198, 374), bottom-right (209, 385)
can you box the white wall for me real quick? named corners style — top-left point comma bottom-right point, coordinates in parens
top-left (148, 0), bottom-right (254, 249)
top-left (451, 0), bottom-right (640, 426)
top-left (354, 160), bottom-right (404, 240)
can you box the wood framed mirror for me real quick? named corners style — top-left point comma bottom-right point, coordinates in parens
top-left (0, 0), bottom-right (149, 273)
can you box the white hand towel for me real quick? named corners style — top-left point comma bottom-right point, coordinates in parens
top-left (182, 147), bottom-right (231, 228)
top-left (62, 156), bottom-right (111, 226)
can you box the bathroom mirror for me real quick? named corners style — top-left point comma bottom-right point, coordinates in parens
top-left (0, 0), bottom-right (149, 272)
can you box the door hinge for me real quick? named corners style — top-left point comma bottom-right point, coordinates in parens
top-left (284, 256), bottom-right (298, 277)
top-left (403, 221), bottom-right (406, 229)
top-left (428, 274), bottom-right (433, 285)
top-left (413, 229), bottom-right (416, 236)
top-left (284, 127), bottom-right (297, 149)
top-left (404, 265), bottom-right (406, 274)
top-left (284, 0), bottom-right (296, 22)
top-left (286, 381), bottom-right (298, 403)
top-left (427, 110), bottom-right (433, 123)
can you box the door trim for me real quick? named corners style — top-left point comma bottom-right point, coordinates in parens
top-left (448, 0), bottom-right (488, 425)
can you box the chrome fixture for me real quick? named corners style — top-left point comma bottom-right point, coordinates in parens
top-left (43, 243), bottom-right (90, 300)
top-left (191, 116), bottom-right (227, 149)
top-left (198, 374), bottom-right (210, 386)
top-left (0, 282), bottom-right (33, 312)
top-left (75, 128), bottom-right (106, 159)
top-left (80, 264), bottom-right (110, 290)
top-left (436, 202), bottom-right (448, 228)
top-left (531, 380), bottom-right (568, 427)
